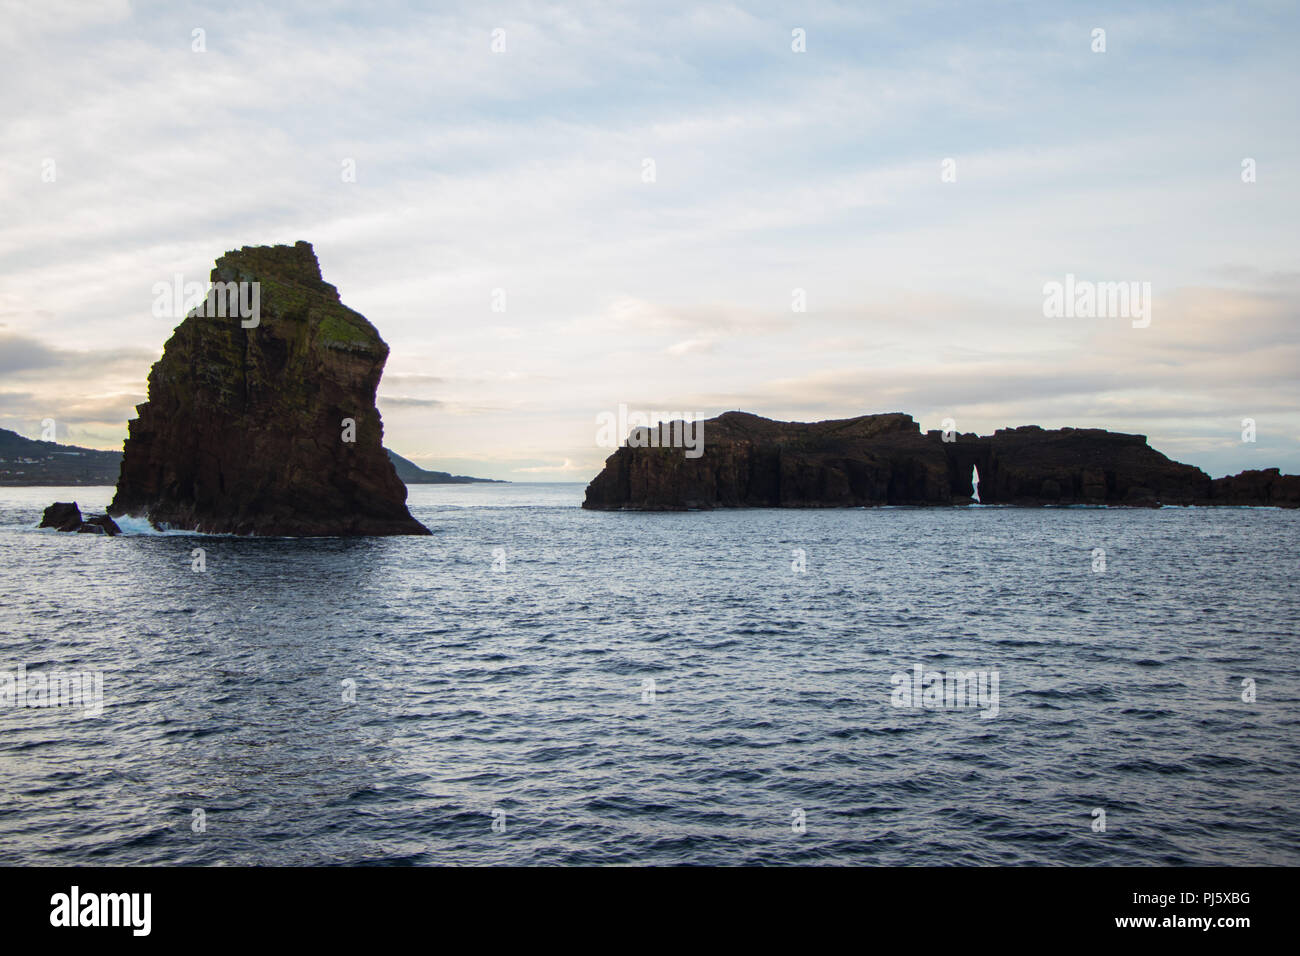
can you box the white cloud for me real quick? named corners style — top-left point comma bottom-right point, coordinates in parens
top-left (1, 0), bottom-right (1297, 480)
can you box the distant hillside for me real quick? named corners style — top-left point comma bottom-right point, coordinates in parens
top-left (386, 449), bottom-right (503, 484)
top-left (0, 428), bottom-right (500, 486)
top-left (0, 429), bottom-right (122, 485)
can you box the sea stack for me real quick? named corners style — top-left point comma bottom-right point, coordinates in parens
top-left (108, 241), bottom-right (429, 535)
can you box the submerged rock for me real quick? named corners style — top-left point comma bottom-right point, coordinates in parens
top-left (108, 241), bottom-right (429, 536)
top-left (40, 501), bottom-right (84, 531)
top-left (39, 501), bottom-right (121, 535)
top-left (83, 514), bottom-right (122, 535)
top-left (582, 411), bottom-right (1297, 510)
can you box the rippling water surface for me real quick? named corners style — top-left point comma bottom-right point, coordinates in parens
top-left (1, 484), bottom-right (1297, 865)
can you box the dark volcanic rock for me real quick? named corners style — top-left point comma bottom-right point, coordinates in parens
top-left (40, 501), bottom-right (84, 531)
top-left (83, 514), bottom-right (122, 535)
top-left (940, 425), bottom-right (1212, 507)
top-left (581, 411), bottom-right (1282, 510)
top-left (1210, 468), bottom-right (1300, 507)
top-left (108, 241), bottom-right (429, 536)
top-left (583, 412), bottom-right (952, 510)
top-left (39, 501), bottom-right (122, 534)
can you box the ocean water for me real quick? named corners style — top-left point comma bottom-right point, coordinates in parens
top-left (0, 484), bottom-right (1297, 866)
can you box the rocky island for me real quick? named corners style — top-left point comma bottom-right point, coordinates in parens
top-left (582, 411), bottom-right (1300, 510)
top-left (104, 241), bottom-right (430, 535)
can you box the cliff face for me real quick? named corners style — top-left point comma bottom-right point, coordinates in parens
top-left (1209, 468), bottom-right (1300, 507)
top-left (109, 241), bottom-right (429, 535)
top-left (940, 425), bottom-right (1212, 506)
top-left (582, 411), bottom-right (1289, 510)
top-left (583, 412), bottom-right (952, 509)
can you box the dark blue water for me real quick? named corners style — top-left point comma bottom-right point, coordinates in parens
top-left (1, 484), bottom-right (1297, 865)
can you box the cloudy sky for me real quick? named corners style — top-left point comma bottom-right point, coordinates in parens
top-left (2, 0), bottom-right (1297, 480)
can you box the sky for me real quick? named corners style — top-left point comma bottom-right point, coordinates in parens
top-left (1, 0), bottom-right (1298, 481)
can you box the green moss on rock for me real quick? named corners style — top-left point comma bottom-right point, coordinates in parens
top-left (317, 310), bottom-right (381, 351)
top-left (109, 241), bottom-right (426, 536)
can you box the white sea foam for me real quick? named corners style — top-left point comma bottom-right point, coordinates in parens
top-left (111, 515), bottom-right (203, 536)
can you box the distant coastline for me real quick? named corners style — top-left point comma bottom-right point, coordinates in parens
top-left (0, 429), bottom-right (121, 486)
top-left (0, 428), bottom-right (500, 487)
top-left (386, 449), bottom-right (505, 484)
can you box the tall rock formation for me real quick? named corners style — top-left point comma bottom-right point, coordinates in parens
top-left (109, 241), bottom-right (429, 535)
top-left (582, 411), bottom-right (1292, 510)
